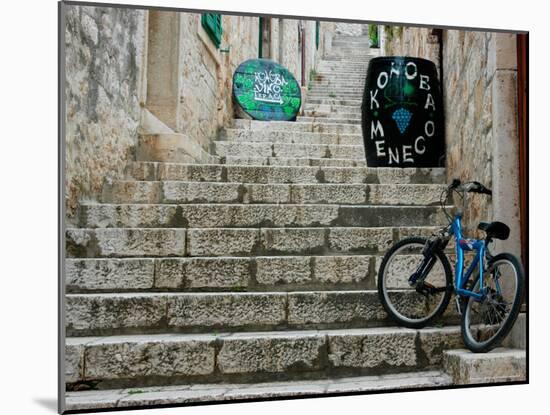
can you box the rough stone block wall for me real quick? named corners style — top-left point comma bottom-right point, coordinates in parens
top-left (443, 30), bottom-right (495, 231)
top-left (64, 5), bottom-right (146, 217)
top-left (335, 23), bottom-right (367, 36)
top-left (179, 13), bottom-right (259, 151)
top-left (278, 19), bottom-right (301, 83)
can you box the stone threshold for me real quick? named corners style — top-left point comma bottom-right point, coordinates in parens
top-left (65, 370), bottom-right (452, 412)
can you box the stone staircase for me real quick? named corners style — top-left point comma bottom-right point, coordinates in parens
top-left (64, 34), bottom-right (525, 411)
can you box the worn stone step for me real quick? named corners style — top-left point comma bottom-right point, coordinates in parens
top-left (323, 54), bottom-right (371, 60)
top-left (65, 370), bottom-right (451, 411)
top-left (65, 254), bottom-right (375, 292)
top-left (106, 181), bottom-right (446, 206)
top-left (78, 203), bottom-right (449, 229)
top-left (296, 116), bottom-right (361, 125)
top-left (306, 89), bottom-right (364, 94)
top-left (303, 104), bottom-right (361, 114)
top-left (316, 68), bottom-right (367, 74)
top-left (305, 98), bottom-right (362, 106)
top-left (231, 119), bottom-right (361, 135)
top-left (307, 87), bottom-right (365, 94)
top-left (222, 156), bottom-right (364, 167)
top-left (306, 95), bottom-right (363, 102)
top-left (318, 61), bottom-right (369, 67)
top-left (65, 249), bottom-right (459, 293)
top-left (443, 348), bottom-right (526, 385)
top-left (214, 141), bottom-right (365, 159)
top-left (220, 129), bottom-right (361, 145)
top-left (65, 326), bottom-right (463, 389)
top-left (302, 112), bottom-right (361, 120)
top-left (128, 162), bottom-right (447, 185)
top-left (308, 81), bottom-right (366, 87)
top-left (66, 290), bottom-right (459, 336)
top-left (66, 226), bottom-right (440, 257)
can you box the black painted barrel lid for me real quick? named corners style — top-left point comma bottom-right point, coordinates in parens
top-left (361, 56), bottom-right (445, 168)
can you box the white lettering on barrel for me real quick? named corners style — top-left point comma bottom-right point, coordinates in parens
top-left (405, 62), bottom-right (418, 80)
top-left (403, 145), bottom-right (414, 163)
top-left (375, 141), bottom-right (386, 157)
top-left (377, 71), bottom-right (389, 89)
top-left (415, 136), bottom-right (426, 154)
top-left (388, 147), bottom-right (399, 164)
top-left (425, 120), bottom-right (435, 137)
top-left (420, 75), bottom-right (430, 90)
top-left (370, 89), bottom-right (379, 109)
top-left (371, 120), bottom-right (385, 139)
top-left (425, 93), bottom-right (436, 110)
top-left (390, 62), bottom-right (400, 78)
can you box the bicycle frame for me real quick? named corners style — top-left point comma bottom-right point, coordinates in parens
top-left (450, 212), bottom-right (487, 301)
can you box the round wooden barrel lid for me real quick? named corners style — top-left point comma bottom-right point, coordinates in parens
top-left (233, 58), bottom-right (301, 121)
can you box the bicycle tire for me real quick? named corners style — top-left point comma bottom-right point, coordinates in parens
top-left (461, 252), bottom-right (525, 353)
top-left (377, 237), bottom-right (453, 329)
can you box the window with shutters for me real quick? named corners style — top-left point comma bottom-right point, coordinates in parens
top-left (201, 13), bottom-right (222, 48)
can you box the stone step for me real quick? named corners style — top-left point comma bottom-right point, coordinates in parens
top-left (323, 52), bottom-right (370, 57)
top-left (66, 290), bottom-right (461, 337)
top-left (65, 370), bottom-right (452, 411)
top-left (443, 348), bottom-right (526, 385)
top-left (65, 243), bottom-right (451, 292)
top-left (77, 204), bottom-right (449, 229)
top-left (307, 85), bottom-right (365, 92)
top-left (66, 226), bottom-right (440, 257)
top-left (305, 98), bottom-right (362, 106)
top-left (221, 129), bottom-right (362, 145)
top-left (214, 141), bottom-right (364, 159)
top-left (64, 254), bottom-right (375, 292)
top-left (317, 66), bottom-right (368, 72)
top-left (296, 116), bottom-right (360, 125)
top-left (315, 70), bottom-right (367, 75)
top-left (222, 156), bottom-right (364, 167)
top-left (65, 326), bottom-right (464, 389)
top-left (308, 86), bottom-right (365, 93)
top-left (303, 104), bottom-right (361, 114)
top-left (106, 181), bottom-right (446, 206)
top-left (306, 94), bottom-right (363, 100)
top-left (317, 64), bottom-right (368, 69)
top-left (313, 75), bottom-right (366, 82)
top-left (128, 162), bottom-right (447, 185)
top-left (231, 119), bottom-right (361, 135)
top-left (302, 111), bottom-right (361, 120)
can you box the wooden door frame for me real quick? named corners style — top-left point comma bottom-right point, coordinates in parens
top-left (517, 33), bottom-right (528, 268)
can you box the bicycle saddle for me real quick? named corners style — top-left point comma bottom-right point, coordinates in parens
top-left (477, 221), bottom-right (510, 240)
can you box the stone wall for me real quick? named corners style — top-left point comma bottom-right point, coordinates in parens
top-left (382, 27), bottom-right (520, 250)
top-left (178, 13), bottom-right (260, 151)
top-left (335, 23), bottom-right (367, 36)
top-left (65, 6), bottom-right (332, 217)
top-left (64, 5), bottom-right (146, 217)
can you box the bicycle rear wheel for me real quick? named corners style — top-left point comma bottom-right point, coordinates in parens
top-left (461, 253), bottom-right (525, 353)
top-left (377, 237), bottom-right (453, 328)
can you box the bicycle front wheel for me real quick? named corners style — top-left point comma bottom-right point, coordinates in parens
top-left (461, 253), bottom-right (525, 353)
top-left (377, 237), bottom-right (453, 329)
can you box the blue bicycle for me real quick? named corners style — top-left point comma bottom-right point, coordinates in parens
top-left (377, 179), bottom-right (525, 352)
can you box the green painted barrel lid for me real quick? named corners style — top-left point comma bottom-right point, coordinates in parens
top-left (233, 58), bottom-right (302, 121)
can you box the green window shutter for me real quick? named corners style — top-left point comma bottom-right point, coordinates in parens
top-left (315, 21), bottom-right (320, 49)
top-left (201, 13), bottom-right (222, 48)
